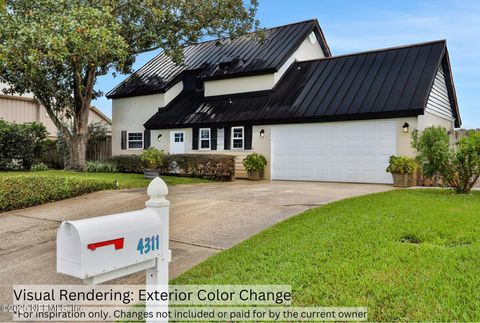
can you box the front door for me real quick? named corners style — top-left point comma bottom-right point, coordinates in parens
top-left (170, 131), bottom-right (186, 154)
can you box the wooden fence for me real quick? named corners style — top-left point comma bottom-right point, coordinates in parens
top-left (86, 137), bottom-right (112, 162)
top-left (42, 136), bottom-right (112, 168)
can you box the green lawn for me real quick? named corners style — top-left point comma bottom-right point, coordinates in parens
top-left (0, 170), bottom-right (210, 188)
top-left (173, 189), bottom-right (480, 321)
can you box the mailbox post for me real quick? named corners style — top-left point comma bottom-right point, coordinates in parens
top-left (57, 177), bottom-right (171, 322)
top-left (145, 177), bottom-right (171, 322)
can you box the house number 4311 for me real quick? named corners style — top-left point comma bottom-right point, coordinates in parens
top-left (137, 235), bottom-right (160, 254)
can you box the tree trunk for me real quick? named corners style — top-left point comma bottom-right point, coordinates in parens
top-left (67, 63), bottom-right (94, 170)
top-left (66, 134), bottom-right (88, 170)
top-left (65, 92), bottom-right (91, 169)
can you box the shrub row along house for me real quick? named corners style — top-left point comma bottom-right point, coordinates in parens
top-left (107, 19), bottom-right (461, 183)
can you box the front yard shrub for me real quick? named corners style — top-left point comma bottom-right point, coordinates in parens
top-left (163, 154), bottom-right (235, 181)
top-left (108, 154), bottom-right (143, 173)
top-left (0, 176), bottom-right (116, 212)
top-left (386, 156), bottom-right (417, 174)
top-left (413, 126), bottom-right (480, 194)
top-left (0, 120), bottom-right (48, 170)
top-left (31, 163), bottom-right (49, 172)
top-left (84, 161), bottom-right (118, 173)
top-left (242, 153), bottom-right (267, 172)
top-left (141, 148), bottom-right (166, 170)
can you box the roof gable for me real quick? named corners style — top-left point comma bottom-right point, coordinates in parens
top-left (107, 19), bottom-right (330, 99)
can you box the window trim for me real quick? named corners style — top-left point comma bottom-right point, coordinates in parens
top-left (127, 131), bottom-right (144, 150)
top-left (173, 131), bottom-right (185, 143)
top-left (199, 128), bottom-right (211, 150)
top-left (231, 126), bottom-right (244, 150)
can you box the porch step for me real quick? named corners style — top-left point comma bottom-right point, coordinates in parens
top-left (234, 155), bottom-right (248, 179)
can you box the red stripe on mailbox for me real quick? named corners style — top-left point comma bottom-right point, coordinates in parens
top-left (87, 238), bottom-right (124, 251)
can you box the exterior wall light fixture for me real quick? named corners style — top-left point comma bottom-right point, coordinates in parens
top-left (157, 134), bottom-right (162, 141)
top-left (259, 129), bottom-right (265, 138)
top-left (402, 122), bottom-right (409, 133)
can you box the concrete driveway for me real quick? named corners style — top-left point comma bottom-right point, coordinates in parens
top-left (0, 180), bottom-right (392, 312)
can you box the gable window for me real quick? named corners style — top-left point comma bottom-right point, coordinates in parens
top-left (199, 128), bottom-right (211, 150)
top-left (128, 132), bottom-right (143, 150)
top-left (232, 126), bottom-right (244, 149)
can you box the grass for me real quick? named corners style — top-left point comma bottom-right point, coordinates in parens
top-left (0, 170), bottom-right (210, 189)
top-left (172, 189), bottom-right (480, 321)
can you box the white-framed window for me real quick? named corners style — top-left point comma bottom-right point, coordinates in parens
top-left (128, 132), bottom-right (143, 150)
top-left (231, 126), bottom-right (244, 149)
top-left (199, 128), bottom-right (211, 150)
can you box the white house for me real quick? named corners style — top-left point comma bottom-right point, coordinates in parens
top-left (107, 19), bottom-right (461, 183)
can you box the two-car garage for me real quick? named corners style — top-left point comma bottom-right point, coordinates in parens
top-left (271, 120), bottom-right (397, 184)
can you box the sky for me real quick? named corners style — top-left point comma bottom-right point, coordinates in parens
top-left (93, 0), bottom-right (480, 128)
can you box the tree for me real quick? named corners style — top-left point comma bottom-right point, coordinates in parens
top-left (0, 0), bottom-right (259, 169)
top-left (0, 120), bottom-right (48, 170)
top-left (412, 126), bottom-right (480, 194)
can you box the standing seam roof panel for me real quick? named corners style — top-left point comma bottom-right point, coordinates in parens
top-left (335, 53), bottom-right (377, 115)
top-left (396, 45), bottom-right (433, 110)
top-left (317, 56), bottom-right (360, 116)
top-left (359, 50), bottom-right (399, 113)
top-left (384, 47), bottom-right (421, 110)
top-left (368, 48), bottom-right (410, 113)
top-left (143, 40), bottom-right (457, 129)
top-left (326, 54), bottom-right (368, 115)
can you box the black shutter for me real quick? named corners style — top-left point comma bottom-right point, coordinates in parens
top-left (121, 131), bottom-right (127, 150)
top-left (192, 127), bottom-right (199, 150)
top-left (143, 130), bottom-right (151, 149)
top-left (224, 126), bottom-right (231, 150)
top-left (244, 125), bottom-right (253, 150)
top-left (211, 128), bottom-right (217, 150)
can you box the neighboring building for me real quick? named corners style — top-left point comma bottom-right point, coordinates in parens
top-left (0, 83), bottom-right (111, 139)
top-left (107, 19), bottom-right (461, 183)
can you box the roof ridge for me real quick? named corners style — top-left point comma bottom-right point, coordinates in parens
top-left (297, 39), bottom-right (447, 63)
top-left (185, 18), bottom-right (317, 47)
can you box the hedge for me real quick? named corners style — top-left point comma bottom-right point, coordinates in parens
top-left (0, 176), bottom-right (116, 212)
top-left (163, 154), bottom-right (235, 181)
top-left (108, 154), bottom-right (143, 173)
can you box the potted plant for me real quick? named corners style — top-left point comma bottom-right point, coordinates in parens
top-left (386, 155), bottom-right (417, 187)
top-left (141, 148), bottom-right (166, 179)
top-left (242, 153), bottom-right (267, 180)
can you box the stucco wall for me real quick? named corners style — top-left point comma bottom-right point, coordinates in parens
top-left (273, 32), bottom-right (325, 83)
top-left (395, 117), bottom-right (418, 157)
top-left (417, 111), bottom-right (454, 131)
top-left (148, 113), bottom-right (457, 180)
top-left (204, 33), bottom-right (325, 97)
top-left (112, 82), bottom-right (183, 155)
top-left (204, 74), bottom-right (275, 97)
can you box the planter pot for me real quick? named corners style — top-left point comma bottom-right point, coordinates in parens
top-left (144, 169), bottom-right (160, 179)
top-left (247, 170), bottom-right (264, 181)
top-left (391, 173), bottom-right (412, 187)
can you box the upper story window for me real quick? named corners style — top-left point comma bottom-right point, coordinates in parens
top-left (199, 128), bottom-right (211, 150)
top-left (128, 132), bottom-right (143, 150)
top-left (232, 126), bottom-right (244, 149)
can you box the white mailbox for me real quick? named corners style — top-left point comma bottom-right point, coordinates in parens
top-left (57, 177), bottom-right (171, 285)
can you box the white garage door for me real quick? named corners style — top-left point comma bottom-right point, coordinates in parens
top-left (271, 120), bottom-right (397, 184)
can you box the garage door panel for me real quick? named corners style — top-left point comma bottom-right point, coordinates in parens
top-left (271, 120), bottom-right (396, 184)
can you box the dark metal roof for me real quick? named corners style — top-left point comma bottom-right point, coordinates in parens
top-left (107, 19), bottom-right (331, 99)
top-left (145, 40), bottom-right (461, 129)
